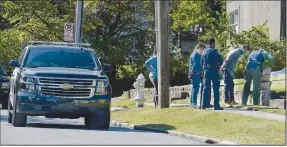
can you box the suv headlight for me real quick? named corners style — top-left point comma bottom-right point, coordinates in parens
top-left (20, 77), bottom-right (37, 93)
top-left (95, 80), bottom-right (108, 95)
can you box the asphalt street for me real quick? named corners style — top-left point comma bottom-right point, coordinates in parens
top-left (0, 109), bottom-right (204, 145)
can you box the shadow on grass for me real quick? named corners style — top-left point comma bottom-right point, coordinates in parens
top-left (134, 124), bottom-right (176, 133)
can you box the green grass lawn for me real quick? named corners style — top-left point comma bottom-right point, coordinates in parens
top-left (222, 75), bottom-right (285, 92)
top-left (111, 99), bottom-right (285, 145)
top-left (151, 98), bottom-right (286, 115)
top-left (233, 79), bottom-right (285, 92)
top-left (270, 80), bottom-right (286, 93)
top-left (270, 75), bottom-right (285, 81)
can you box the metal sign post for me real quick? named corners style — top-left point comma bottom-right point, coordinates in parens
top-left (75, 0), bottom-right (84, 43)
top-left (64, 23), bottom-right (74, 42)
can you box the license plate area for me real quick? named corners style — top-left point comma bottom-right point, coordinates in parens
top-left (58, 104), bottom-right (73, 112)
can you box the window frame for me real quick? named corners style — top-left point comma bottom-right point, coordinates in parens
top-left (229, 7), bottom-right (240, 34)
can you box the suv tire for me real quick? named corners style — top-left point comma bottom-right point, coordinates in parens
top-left (84, 107), bottom-right (110, 129)
top-left (7, 98), bottom-right (12, 123)
top-left (12, 99), bottom-right (27, 127)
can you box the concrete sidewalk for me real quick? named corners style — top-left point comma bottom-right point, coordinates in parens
top-left (145, 103), bottom-right (286, 122)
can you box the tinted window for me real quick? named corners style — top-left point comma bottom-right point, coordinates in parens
top-left (23, 48), bottom-right (99, 70)
top-left (0, 67), bottom-right (4, 75)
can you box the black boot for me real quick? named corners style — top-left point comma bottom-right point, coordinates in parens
top-left (214, 107), bottom-right (224, 110)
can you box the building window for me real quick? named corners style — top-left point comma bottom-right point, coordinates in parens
top-left (230, 8), bottom-right (240, 34)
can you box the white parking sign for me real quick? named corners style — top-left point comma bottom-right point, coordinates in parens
top-left (64, 23), bottom-right (74, 42)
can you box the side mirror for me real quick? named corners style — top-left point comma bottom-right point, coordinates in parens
top-left (9, 60), bottom-right (19, 67)
top-left (103, 64), bottom-right (113, 72)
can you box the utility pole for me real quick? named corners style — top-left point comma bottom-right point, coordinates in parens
top-left (75, 0), bottom-right (83, 43)
top-left (154, 1), bottom-right (158, 52)
top-left (156, 0), bottom-right (170, 108)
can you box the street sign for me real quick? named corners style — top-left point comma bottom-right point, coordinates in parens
top-left (64, 23), bottom-right (74, 42)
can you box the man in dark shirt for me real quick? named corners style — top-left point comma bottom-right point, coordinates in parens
top-left (201, 38), bottom-right (224, 110)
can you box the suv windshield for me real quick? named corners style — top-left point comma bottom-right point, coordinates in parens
top-left (23, 48), bottom-right (100, 70)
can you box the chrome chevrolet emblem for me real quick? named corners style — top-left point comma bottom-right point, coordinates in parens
top-left (60, 83), bottom-right (73, 90)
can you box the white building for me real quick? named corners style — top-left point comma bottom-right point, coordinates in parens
top-left (227, 0), bottom-right (286, 41)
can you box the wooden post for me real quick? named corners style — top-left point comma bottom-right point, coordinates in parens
top-left (157, 0), bottom-right (170, 108)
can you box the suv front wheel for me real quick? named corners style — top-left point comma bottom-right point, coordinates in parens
top-left (84, 107), bottom-right (110, 129)
top-left (7, 98), bottom-right (12, 123)
top-left (12, 98), bottom-right (27, 127)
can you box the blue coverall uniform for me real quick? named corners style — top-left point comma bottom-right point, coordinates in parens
top-left (145, 56), bottom-right (158, 106)
top-left (241, 49), bottom-right (274, 105)
top-left (189, 52), bottom-right (203, 106)
top-left (201, 47), bottom-right (223, 109)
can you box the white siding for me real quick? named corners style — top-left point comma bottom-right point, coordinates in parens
top-left (227, 1), bottom-right (281, 41)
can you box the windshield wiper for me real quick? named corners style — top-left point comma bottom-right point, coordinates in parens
top-left (63, 66), bottom-right (80, 69)
top-left (29, 66), bottom-right (52, 68)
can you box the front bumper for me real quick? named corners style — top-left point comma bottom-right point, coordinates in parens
top-left (16, 91), bottom-right (111, 117)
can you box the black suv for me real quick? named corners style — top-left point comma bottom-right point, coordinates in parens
top-left (0, 66), bottom-right (10, 108)
top-left (8, 41), bottom-right (113, 129)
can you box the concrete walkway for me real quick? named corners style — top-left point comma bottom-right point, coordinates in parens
top-left (145, 103), bottom-right (286, 122)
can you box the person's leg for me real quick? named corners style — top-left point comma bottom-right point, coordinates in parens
top-left (150, 77), bottom-right (158, 107)
top-left (228, 72), bottom-right (237, 105)
top-left (191, 75), bottom-right (200, 107)
top-left (201, 75), bottom-right (211, 109)
top-left (154, 78), bottom-right (159, 106)
top-left (189, 79), bottom-right (193, 105)
top-left (199, 77), bottom-right (204, 107)
top-left (229, 75), bottom-right (235, 101)
top-left (252, 69), bottom-right (262, 105)
top-left (212, 73), bottom-right (223, 110)
top-left (223, 70), bottom-right (230, 104)
top-left (241, 70), bottom-right (253, 105)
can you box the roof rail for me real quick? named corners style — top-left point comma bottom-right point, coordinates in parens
top-left (27, 41), bottom-right (91, 48)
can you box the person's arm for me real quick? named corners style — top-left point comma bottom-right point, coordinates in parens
top-left (221, 51), bottom-right (231, 70)
top-left (200, 51), bottom-right (206, 69)
top-left (261, 50), bottom-right (274, 67)
top-left (217, 51), bottom-right (223, 67)
top-left (194, 54), bottom-right (201, 70)
top-left (189, 55), bottom-right (193, 73)
top-left (223, 50), bottom-right (235, 65)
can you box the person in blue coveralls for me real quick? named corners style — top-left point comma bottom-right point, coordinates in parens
top-left (241, 48), bottom-right (274, 106)
top-left (145, 49), bottom-right (158, 108)
top-left (201, 37), bottom-right (224, 110)
top-left (188, 43), bottom-right (206, 108)
top-left (220, 44), bottom-right (250, 106)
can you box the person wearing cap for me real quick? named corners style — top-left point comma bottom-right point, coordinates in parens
top-left (201, 37), bottom-right (224, 110)
top-left (188, 43), bottom-right (206, 108)
top-left (220, 44), bottom-right (251, 106)
top-left (145, 49), bottom-right (158, 108)
top-left (241, 48), bottom-right (274, 106)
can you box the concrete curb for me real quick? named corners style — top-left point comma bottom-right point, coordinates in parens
top-left (110, 120), bottom-right (238, 145)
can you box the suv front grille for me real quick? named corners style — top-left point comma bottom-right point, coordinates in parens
top-left (38, 78), bottom-right (94, 98)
